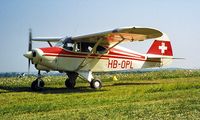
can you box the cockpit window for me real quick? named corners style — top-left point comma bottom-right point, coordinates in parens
top-left (96, 46), bottom-right (106, 54)
top-left (63, 37), bottom-right (74, 51)
top-left (55, 40), bottom-right (64, 47)
top-left (78, 42), bottom-right (94, 52)
top-left (77, 42), bottom-right (106, 54)
top-left (55, 37), bottom-right (74, 51)
top-left (55, 38), bottom-right (107, 53)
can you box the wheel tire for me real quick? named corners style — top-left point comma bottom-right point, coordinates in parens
top-left (31, 80), bottom-right (37, 91)
top-left (90, 79), bottom-right (102, 89)
top-left (65, 78), bottom-right (76, 89)
top-left (39, 80), bottom-right (45, 88)
top-left (31, 79), bottom-right (45, 91)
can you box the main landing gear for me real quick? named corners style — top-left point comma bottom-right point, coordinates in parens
top-left (65, 71), bottom-right (102, 89)
top-left (30, 71), bottom-right (102, 91)
top-left (31, 70), bottom-right (45, 91)
top-left (65, 72), bottom-right (78, 89)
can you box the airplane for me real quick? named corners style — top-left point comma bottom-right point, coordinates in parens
top-left (24, 26), bottom-right (174, 91)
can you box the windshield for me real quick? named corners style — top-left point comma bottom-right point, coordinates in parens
top-left (55, 37), bottom-right (106, 53)
top-left (55, 37), bottom-right (72, 47)
top-left (55, 40), bottom-right (64, 47)
top-left (55, 37), bottom-right (75, 51)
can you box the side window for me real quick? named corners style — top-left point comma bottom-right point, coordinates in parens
top-left (76, 42), bottom-right (106, 54)
top-left (81, 43), bottom-right (90, 52)
top-left (96, 46), bottom-right (106, 54)
top-left (63, 42), bottom-right (74, 51)
top-left (77, 42), bottom-right (94, 53)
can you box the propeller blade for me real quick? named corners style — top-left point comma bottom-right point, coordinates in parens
top-left (28, 29), bottom-right (32, 51)
top-left (28, 59), bottom-right (30, 75)
top-left (28, 29), bottom-right (32, 76)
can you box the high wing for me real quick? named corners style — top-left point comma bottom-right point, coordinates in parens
top-left (30, 37), bottom-right (63, 47)
top-left (72, 26), bottom-right (163, 46)
top-left (73, 27), bottom-right (163, 71)
top-left (32, 37), bottom-right (63, 42)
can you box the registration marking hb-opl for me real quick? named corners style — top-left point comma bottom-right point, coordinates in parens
top-left (108, 59), bottom-right (133, 69)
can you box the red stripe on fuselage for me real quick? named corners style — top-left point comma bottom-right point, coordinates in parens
top-left (39, 47), bottom-right (158, 62)
top-left (110, 48), bottom-right (144, 58)
top-left (43, 53), bottom-right (147, 61)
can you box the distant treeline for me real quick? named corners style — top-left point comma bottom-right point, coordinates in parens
top-left (0, 72), bottom-right (65, 78)
top-left (0, 68), bottom-right (187, 78)
top-left (0, 72), bottom-right (23, 77)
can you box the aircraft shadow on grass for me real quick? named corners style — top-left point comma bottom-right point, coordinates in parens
top-left (0, 82), bottom-right (159, 94)
top-left (0, 85), bottom-right (106, 94)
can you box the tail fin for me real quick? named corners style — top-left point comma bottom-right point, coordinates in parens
top-left (145, 33), bottom-right (173, 67)
top-left (147, 33), bottom-right (173, 56)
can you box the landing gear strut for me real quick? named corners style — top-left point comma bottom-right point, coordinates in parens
top-left (31, 70), bottom-right (45, 91)
top-left (65, 71), bottom-right (102, 89)
top-left (78, 71), bottom-right (102, 89)
top-left (65, 72), bottom-right (78, 89)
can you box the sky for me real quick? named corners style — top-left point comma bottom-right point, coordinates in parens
top-left (0, 0), bottom-right (200, 72)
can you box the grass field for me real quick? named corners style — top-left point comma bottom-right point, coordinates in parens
top-left (0, 70), bottom-right (200, 120)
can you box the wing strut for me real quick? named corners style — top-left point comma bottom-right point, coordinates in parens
top-left (75, 39), bottom-right (102, 71)
top-left (97, 34), bottom-right (126, 59)
top-left (47, 41), bottom-right (53, 47)
top-left (75, 34), bottom-right (127, 71)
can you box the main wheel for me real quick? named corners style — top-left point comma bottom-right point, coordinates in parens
top-left (90, 79), bottom-right (102, 89)
top-left (65, 78), bottom-right (76, 89)
top-left (31, 78), bottom-right (45, 91)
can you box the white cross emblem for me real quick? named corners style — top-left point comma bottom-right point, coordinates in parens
top-left (159, 42), bottom-right (167, 54)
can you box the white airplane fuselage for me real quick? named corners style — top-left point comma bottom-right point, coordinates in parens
top-left (31, 45), bottom-right (171, 73)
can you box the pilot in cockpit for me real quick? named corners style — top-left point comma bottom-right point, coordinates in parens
top-left (63, 37), bottom-right (73, 51)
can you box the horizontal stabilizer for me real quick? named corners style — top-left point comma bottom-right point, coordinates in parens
top-left (147, 55), bottom-right (185, 60)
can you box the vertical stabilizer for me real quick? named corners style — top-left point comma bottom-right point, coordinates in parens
top-left (147, 33), bottom-right (173, 56)
top-left (145, 33), bottom-right (173, 67)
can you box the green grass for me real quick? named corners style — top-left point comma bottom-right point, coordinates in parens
top-left (0, 70), bottom-right (200, 120)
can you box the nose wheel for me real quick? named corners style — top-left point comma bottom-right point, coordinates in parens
top-left (31, 78), bottom-right (45, 91)
top-left (31, 70), bottom-right (45, 91)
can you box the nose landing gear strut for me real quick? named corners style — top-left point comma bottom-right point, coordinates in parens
top-left (31, 70), bottom-right (45, 91)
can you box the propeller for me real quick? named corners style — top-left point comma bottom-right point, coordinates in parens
top-left (28, 29), bottom-right (32, 76)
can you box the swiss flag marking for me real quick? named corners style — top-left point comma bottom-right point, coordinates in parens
top-left (147, 40), bottom-right (173, 56)
top-left (159, 42), bottom-right (168, 54)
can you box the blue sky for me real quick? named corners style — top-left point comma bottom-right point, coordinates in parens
top-left (0, 0), bottom-right (200, 72)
